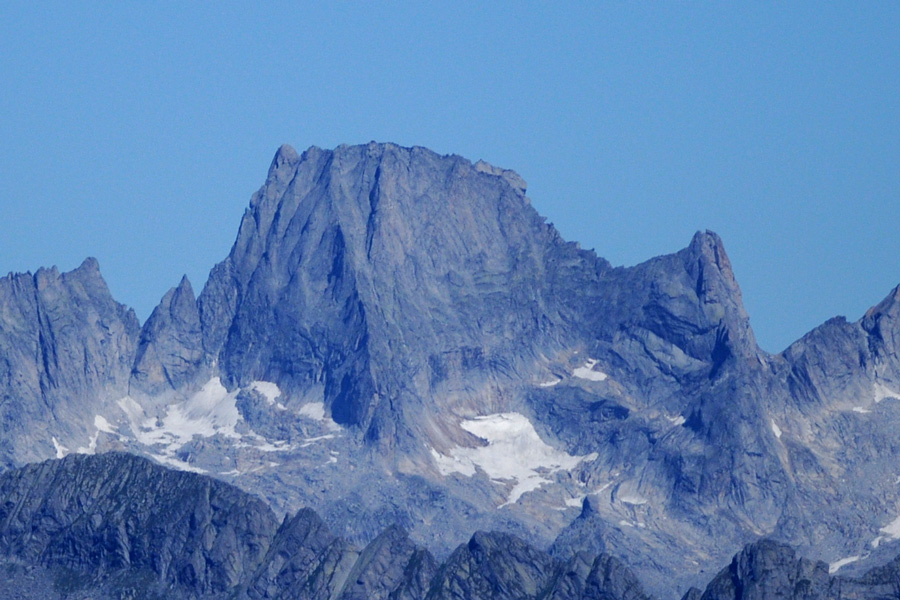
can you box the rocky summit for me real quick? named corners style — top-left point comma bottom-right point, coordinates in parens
top-left (1, 142), bottom-right (900, 599)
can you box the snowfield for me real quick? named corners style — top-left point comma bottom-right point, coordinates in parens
top-left (431, 412), bottom-right (597, 507)
top-left (573, 358), bottom-right (608, 382)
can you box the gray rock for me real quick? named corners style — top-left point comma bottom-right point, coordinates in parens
top-left (337, 525), bottom-right (437, 600)
top-left (545, 552), bottom-right (654, 600)
top-left (5, 143), bottom-right (900, 600)
top-left (196, 142), bottom-right (592, 450)
top-left (131, 275), bottom-right (205, 395)
top-left (699, 540), bottom-right (832, 600)
top-left (0, 454), bottom-right (656, 600)
top-left (245, 508), bottom-right (358, 600)
top-left (426, 531), bottom-right (561, 600)
top-left (0, 452), bottom-right (279, 597)
top-left (0, 258), bottom-right (139, 467)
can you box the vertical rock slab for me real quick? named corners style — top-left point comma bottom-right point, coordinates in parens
top-left (0, 259), bottom-right (139, 467)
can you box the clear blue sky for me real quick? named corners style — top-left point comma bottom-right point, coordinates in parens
top-left (1, 3), bottom-right (898, 353)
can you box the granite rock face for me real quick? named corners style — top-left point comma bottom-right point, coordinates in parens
top-left (196, 142), bottom-right (594, 450)
top-left (3, 143), bottom-right (900, 599)
top-left (0, 258), bottom-right (139, 467)
top-left (0, 452), bottom-right (278, 597)
top-left (0, 453), bottom-right (648, 600)
top-left (699, 540), bottom-right (833, 600)
top-left (245, 508), bottom-right (358, 600)
top-left (694, 538), bottom-right (900, 600)
top-left (428, 531), bottom-right (561, 599)
top-left (131, 275), bottom-right (204, 396)
top-left (338, 525), bottom-right (437, 600)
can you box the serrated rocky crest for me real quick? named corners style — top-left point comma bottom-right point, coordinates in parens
top-left (2, 143), bottom-right (900, 599)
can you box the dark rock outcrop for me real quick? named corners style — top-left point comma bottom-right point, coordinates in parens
top-left (427, 531), bottom-right (561, 599)
top-left (0, 453), bottom-right (652, 600)
top-left (337, 525), bottom-right (437, 600)
top-left (699, 540), bottom-right (832, 600)
top-left (0, 452), bottom-right (279, 597)
top-left (245, 508), bottom-right (358, 600)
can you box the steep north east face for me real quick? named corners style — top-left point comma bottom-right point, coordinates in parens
top-left (1, 143), bottom-right (900, 599)
top-left (195, 142), bottom-right (598, 451)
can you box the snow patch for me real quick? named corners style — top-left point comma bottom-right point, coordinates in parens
top-left (573, 358), bottom-right (607, 382)
top-left (298, 401), bottom-right (326, 420)
top-left (298, 401), bottom-right (342, 431)
top-left (150, 453), bottom-right (207, 474)
top-left (248, 438), bottom-right (294, 452)
top-left (118, 378), bottom-right (241, 457)
top-left (594, 482), bottom-right (612, 495)
top-left (431, 448), bottom-right (477, 477)
top-left (565, 495), bottom-right (586, 508)
top-left (771, 420), bottom-right (782, 439)
top-left (829, 555), bottom-right (861, 574)
top-left (874, 383), bottom-right (900, 403)
top-left (77, 433), bottom-right (99, 455)
top-left (52, 437), bottom-right (68, 459)
top-left (619, 494), bottom-right (648, 506)
top-left (667, 415), bottom-right (686, 426)
top-left (880, 515), bottom-right (900, 539)
top-left (537, 379), bottom-right (561, 388)
top-left (299, 434), bottom-right (336, 448)
top-left (430, 412), bottom-right (597, 507)
top-left (251, 381), bottom-right (282, 406)
top-left (75, 414), bottom-right (120, 455)
top-left (872, 536), bottom-right (883, 549)
top-left (94, 415), bottom-right (115, 434)
top-left (852, 406), bottom-right (871, 414)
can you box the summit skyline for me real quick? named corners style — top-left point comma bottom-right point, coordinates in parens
top-left (1, 4), bottom-right (898, 352)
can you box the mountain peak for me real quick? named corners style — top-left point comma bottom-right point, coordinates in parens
top-left (688, 230), bottom-right (735, 282)
top-left (175, 274), bottom-right (193, 294)
top-left (864, 283), bottom-right (900, 320)
top-left (273, 143), bottom-right (299, 164)
top-left (266, 143), bottom-right (301, 183)
top-left (685, 229), bottom-right (757, 358)
top-left (474, 159), bottom-right (528, 195)
top-left (199, 142), bottom-right (578, 441)
top-left (78, 256), bottom-right (100, 272)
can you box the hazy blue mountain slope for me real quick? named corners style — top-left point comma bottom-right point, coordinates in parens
top-left (2, 143), bottom-right (900, 599)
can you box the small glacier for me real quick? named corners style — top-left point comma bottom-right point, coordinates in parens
top-left (431, 412), bottom-right (597, 507)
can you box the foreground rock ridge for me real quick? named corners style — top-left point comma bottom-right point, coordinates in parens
top-left (2, 454), bottom-right (900, 600)
top-left (1, 142), bottom-right (900, 598)
top-left (0, 453), bottom-right (650, 599)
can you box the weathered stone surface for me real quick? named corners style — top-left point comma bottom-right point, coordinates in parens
top-left (3, 143), bottom-right (900, 600)
top-left (0, 454), bottom-right (655, 600)
top-left (0, 452), bottom-right (279, 597)
top-left (196, 142), bottom-right (595, 450)
top-left (427, 531), bottom-right (561, 600)
top-left (337, 525), bottom-right (437, 600)
top-left (131, 275), bottom-right (204, 395)
top-left (0, 259), bottom-right (139, 467)
top-left (699, 540), bottom-right (832, 600)
top-left (245, 508), bottom-right (358, 600)
top-left (545, 552), bottom-right (654, 600)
